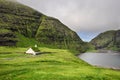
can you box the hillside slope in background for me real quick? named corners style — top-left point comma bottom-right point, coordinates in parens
top-left (0, 0), bottom-right (85, 53)
top-left (91, 30), bottom-right (120, 51)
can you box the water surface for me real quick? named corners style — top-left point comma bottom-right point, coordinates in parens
top-left (78, 53), bottom-right (120, 69)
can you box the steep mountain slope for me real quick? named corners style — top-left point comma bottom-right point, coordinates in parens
top-left (0, 0), bottom-right (85, 52)
top-left (35, 16), bottom-right (83, 49)
top-left (114, 30), bottom-right (120, 49)
top-left (0, 0), bottom-right (42, 46)
top-left (91, 30), bottom-right (120, 51)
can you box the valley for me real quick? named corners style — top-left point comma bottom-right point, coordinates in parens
top-left (0, 0), bottom-right (120, 80)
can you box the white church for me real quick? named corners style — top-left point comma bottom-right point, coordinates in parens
top-left (26, 45), bottom-right (40, 55)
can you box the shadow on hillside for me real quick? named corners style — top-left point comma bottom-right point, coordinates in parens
top-left (36, 52), bottom-right (55, 55)
top-left (0, 52), bottom-right (12, 54)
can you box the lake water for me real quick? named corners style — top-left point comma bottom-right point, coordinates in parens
top-left (78, 53), bottom-right (120, 69)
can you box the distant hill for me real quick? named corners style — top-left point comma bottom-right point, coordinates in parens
top-left (0, 0), bottom-right (85, 53)
top-left (90, 30), bottom-right (120, 51)
top-left (114, 30), bottom-right (120, 50)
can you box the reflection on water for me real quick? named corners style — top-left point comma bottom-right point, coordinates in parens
top-left (78, 53), bottom-right (120, 69)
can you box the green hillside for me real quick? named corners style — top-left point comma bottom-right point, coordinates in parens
top-left (91, 30), bottom-right (120, 51)
top-left (0, 0), bottom-right (85, 53)
top-left (0, 47), bottom-right (120, 80)
top-left (114, 30), bottom-right (120, 50)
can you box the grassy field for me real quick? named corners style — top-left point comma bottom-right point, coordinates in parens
top-left (0, 47), bottom-right (120, 80)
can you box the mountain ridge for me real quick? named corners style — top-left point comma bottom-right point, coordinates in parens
top-left (90, 29), bottom-right (120, 51)
top-left (0, 0), bottom-right (85, 53)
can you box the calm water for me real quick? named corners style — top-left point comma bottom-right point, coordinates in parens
top-left (78, 53), bottom-right (120, 69)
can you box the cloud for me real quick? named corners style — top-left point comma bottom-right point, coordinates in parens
top-left (17, 0), bottom-right (120, 41)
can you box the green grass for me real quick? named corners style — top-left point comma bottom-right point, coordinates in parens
top-left (0, 47), bottom-right (120, 80)
top-left (85, 48), bottom-right (99, 53)
top-left (16, 33), bottom-right (39, 47)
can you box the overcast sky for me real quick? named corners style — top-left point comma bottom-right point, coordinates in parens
top-left (17, 0), bottom-right (120, 42)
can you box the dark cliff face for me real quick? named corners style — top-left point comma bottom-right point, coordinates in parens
top-left (90, 30), bottom-right (120, 51)
top-left (0, 0), bottom-right (84, 52)
top-left (0, 29), bottom-right (17, 46)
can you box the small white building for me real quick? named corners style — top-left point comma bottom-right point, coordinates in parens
top-left (26, 48), bottom-right (40, 55)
